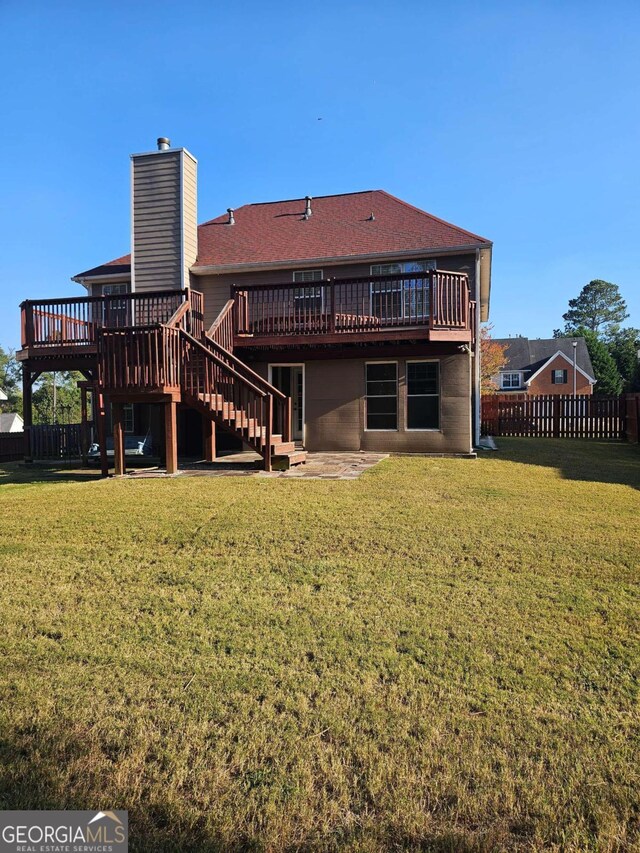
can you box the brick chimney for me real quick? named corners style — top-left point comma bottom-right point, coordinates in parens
top-left (130, 138), bottom-right (197, 292)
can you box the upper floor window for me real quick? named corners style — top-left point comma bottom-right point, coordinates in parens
top-left (293, 269), bottom-right (323, 283)
top-left (103, 283), bottom-right (129, 296)
top-left (502, 372), bottom-right (521, 389)
top-left (370, 260), bottom-right (436, 276)
top-left (370, 260), bottom-right (436, 322)
top-left (552, 369), bottom-right (568, 384)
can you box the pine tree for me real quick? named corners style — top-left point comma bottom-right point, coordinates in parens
top-left (561, 280), bottom-right (629, 338)
top-left (576, 328), bottom-right (623, 395)
top-left (607, 327), bottom-right (640, 391)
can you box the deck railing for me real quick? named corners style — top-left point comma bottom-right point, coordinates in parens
top-left (98, 325), bottom-right (182, 392)
top-left (233, 270), bottom-right (471, 338)
top-left (20, 289), bottom-right (203, 349)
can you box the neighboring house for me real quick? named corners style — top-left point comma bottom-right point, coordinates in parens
top-left (17, 138), bottom-right (492, 473)
top-left (0, 412), bottom-right (24, 432)
top-left (0, 389), bottom-right (7, 401)
top-left (492, 337), bottom-right (596, 395)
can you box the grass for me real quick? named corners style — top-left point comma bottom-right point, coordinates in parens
top-left (0, 439), bottom-right (638, 852)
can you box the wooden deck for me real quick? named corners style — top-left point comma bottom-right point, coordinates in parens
top-left (232, 270), bottom-right (475, 347)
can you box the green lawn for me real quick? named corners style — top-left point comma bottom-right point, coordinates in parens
top-left (0, 440), bottom-right (638, 852)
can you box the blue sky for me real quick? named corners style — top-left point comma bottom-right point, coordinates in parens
top-left (1, 0), bottom-right (639, 349)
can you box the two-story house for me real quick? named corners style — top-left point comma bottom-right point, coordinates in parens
top-left (17, 138), bottom-right (492, 474)
top-left (493, 337), bottom-right (595, 396)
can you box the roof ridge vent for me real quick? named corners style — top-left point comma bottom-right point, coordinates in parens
top-left (227, 207), bottom-right (235, 225)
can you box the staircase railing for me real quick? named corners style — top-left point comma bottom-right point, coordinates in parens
top-left (208, 299), bottom-right (235, 352)
top-left (205, 301), bottom-right (291, 442)
top-left (180, 329), bottom-right (275, 465)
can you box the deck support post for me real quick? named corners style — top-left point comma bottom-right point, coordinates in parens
top-left (80, 386), bottom-right (89, 466)
top-left (112, 402), bottom-right (125, 476)
top-left (164, 400), bottom-right (178, 474)
top-left (96, 392), bottom-right (109, 478)
top-left (264, 394), bottom-right (273, 472)
top-left (22, 365), bottom-right (33, 463)
top-left (203, 415), bottom-right (216, 462)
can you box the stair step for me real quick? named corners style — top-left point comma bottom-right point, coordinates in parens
top-left (268, 440), bottom-right (295, 454)
top-left (272, 450), bottom-right (308, 470)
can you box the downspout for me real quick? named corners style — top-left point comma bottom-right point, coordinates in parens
top-left (473, 249), bottom-right (482, 446)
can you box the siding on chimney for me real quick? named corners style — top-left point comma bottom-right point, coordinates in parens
top-left (131, 148), bottom-right (197, 292)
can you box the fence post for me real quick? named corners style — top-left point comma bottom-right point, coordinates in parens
top-left (552, 396), bottom-right (560, 438)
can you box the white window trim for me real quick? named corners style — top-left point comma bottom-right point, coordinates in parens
top-left (103, 283), bottom-right (130, 296)
top-left (369, 261), bottom-right (435, 322)
top-left (268, 363), bottom-right (305, 445)
top-left (123, 403), bottom-right (135, 434)
top-left (501, 371), bottom-right (522, 389)
top-left (406, 359), bottom-right (441, 432)
top-left (292, 269), bottom-right (323, 282)
top-left (364, 360), bottom-right (399, 432)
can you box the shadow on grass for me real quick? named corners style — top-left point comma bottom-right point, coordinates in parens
top-left (0, 462), bottom-right (102, 486)
top-left (490, 438), bottom-right (640, 490)
top-left (0, 722), bottom-right (502, 853)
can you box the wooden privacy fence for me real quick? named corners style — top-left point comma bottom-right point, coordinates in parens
top-left (481, 394), bottom-right (627, 440)
top-left (0, 432), bottom-right (24, 462)
top-left (627, 393), bottom-right (640, 443)
top-left (28, 423), bottom-right (92, 459)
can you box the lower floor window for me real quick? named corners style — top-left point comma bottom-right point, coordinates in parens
top-left (407, 361), bottom-right (439, 429)
top-left (366, 362), bottom-right (398, 430)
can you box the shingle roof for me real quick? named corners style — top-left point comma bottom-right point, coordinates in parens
top-left (495, 337), bottom-right (595, 380)
top-left (0, 412), bottom-right (23, 432)
top-left (74, 190), bottom-right (491, 278)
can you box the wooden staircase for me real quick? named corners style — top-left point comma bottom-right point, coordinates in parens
top-left (97, 297), bottom-right (307, 472)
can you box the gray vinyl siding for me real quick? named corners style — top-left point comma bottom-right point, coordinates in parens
top-left (132, 149), bottom-right (198, 293)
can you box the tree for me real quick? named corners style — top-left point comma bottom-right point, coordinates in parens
top-left (559, 280), bottom-right (629, 338)
top-left (480, 325), bottom-right (509, 394)
top-left (32, 372), bottom-right (83, 425)
top-left (607, 327), bottom-right (640, 391)
top-left (573, 327), bottom-right (623, 396)
top-left (0, 345), bottom-right (22, 411)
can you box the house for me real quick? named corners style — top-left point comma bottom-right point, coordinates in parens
top-left (17, 138), bottom-right (492, 474)
top-left (0, 389), bottom-right (7, 401)
top-left (492, 337), bottom-right (596, 395)
top-left (0, 412), bottom-right (23, 432)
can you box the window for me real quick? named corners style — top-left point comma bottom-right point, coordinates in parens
top-left (502, 372), bottom-right (521, 389)
top-left (123, 404), bottom-right (135, 434)
top-left (293, 269), bottom-right (323, 283)
top-left (370, 260), bottom-right (436, 321)
top-left (366, 362), bottom-right (398, 430)
top-left (103, 283), bottom-right (131, 327)
top-left (103, 284), bottom-right (129, 295)
top-left (293, 286), bottom-right (323, 314)
top-left (407, 362), bottom-right (439, 429)
top-left (110, 403), bottom-right (134, 434)
top-left (552, 369), bottom-right (568, 384)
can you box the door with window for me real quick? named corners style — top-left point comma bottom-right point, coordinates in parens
top-left (269, 365), bottom-right (304, 442)
top-left (103, 283), bottom-right (131, 327)
top-left (370, 261), bottom-right (436, 324)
